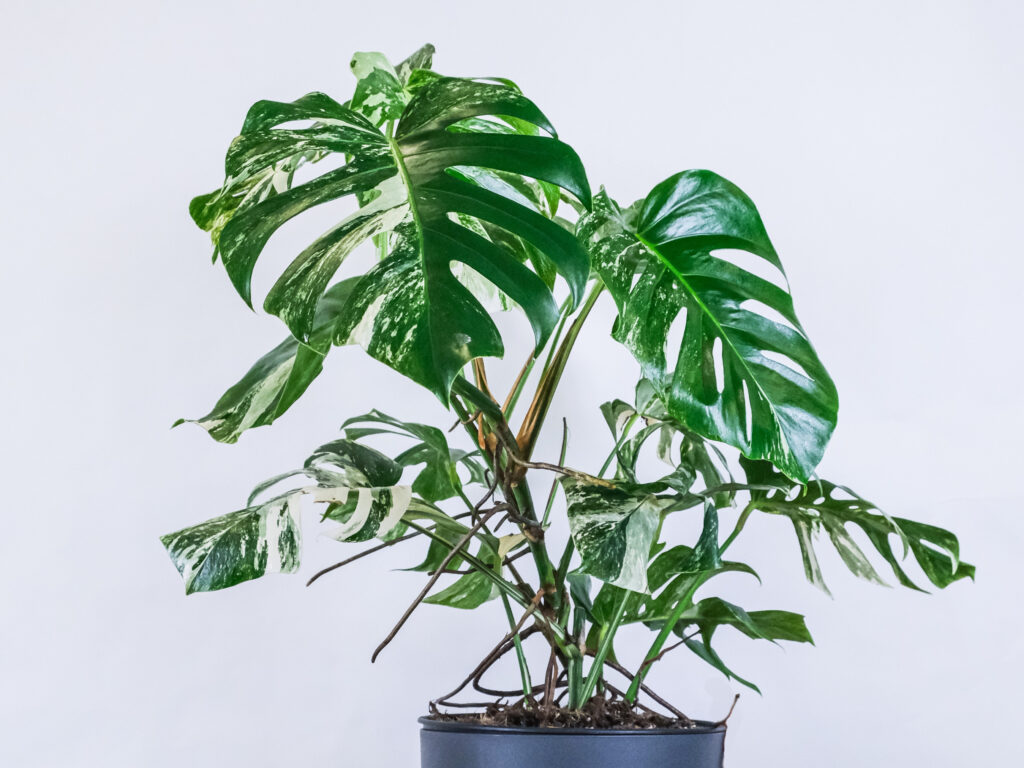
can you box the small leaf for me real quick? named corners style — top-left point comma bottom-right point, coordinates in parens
top-left (563, 479), bottom-right (669, 593)
top-left (497, 534), bottom-right (526, 559)
top-left (343, 410), bottom-right (463, 502)
top-left (685, 637), bottom-right (760, 693)
top-left (174, 279), bottom-right (360, 444)
top-left (424, 570), bottom-right (498, 610)
top-left (161, 496), bottom-right (301, 594)
top-left (424, 543), bottom-right (500, 610)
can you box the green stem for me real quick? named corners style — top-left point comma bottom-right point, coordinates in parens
top-left (622, 494), bottom-right (756, 702)
top-left (598, 413), bottom-right (638, 478)
top-left (566, 602), bottom-right (586, 708)
top-left (625, 574), bottom-right (707, 702)
top-left (720, 501), bottom-right (756, 554)
top-left (511, 482), bottom-right (559, 605)
top-left (578, 588), bottom-right (630, 704)
top-left (541, 418), bottom-right (569, 528)
top-left (501, 593), bottom-right (533, 700)
top-left (518, 282), bottom-right (605, 461)
top-left (555, 538), bottom-right (575, 586)
top-left (404, 520), bottom-right (568, 645)
top-left (505, 297), bottom-right (573, 422)
top-left (537, 298), bottom-right (573, 382)
top-left (452, 377), bottom-right (560, 611)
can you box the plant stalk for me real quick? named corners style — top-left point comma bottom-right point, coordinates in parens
top-left (624, 574), bottom-right (707, 702)
top-left (577, 588), bottom-right (631, 705)
top-left (501, 593), bottom-right (533, 701)
top-left (516, 282), bottom-right (604, 461)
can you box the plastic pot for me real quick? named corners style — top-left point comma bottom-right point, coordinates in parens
top-left (419, 716), bottom-right (727, 768)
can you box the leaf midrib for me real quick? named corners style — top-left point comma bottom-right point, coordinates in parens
top-left (632, 232), bottom-right (794, 467)
top-left (386, 134), bottom-right (441, 387)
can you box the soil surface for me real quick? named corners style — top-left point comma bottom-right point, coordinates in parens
top-left (428, 697), bottom-right (699, 730)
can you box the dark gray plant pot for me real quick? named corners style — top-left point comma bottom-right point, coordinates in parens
top-left (419, 717), bottom-right (727, 768)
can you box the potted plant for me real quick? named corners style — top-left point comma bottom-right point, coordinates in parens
top-left (163, 44), bottom-right (973, 767)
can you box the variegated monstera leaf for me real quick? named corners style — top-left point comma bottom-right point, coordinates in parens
top-left (188, 46), bottom-right (590, 445)
top-left (579, 175), bottom-right (837, 483)
top-left (562, 478), bottom-right (680, 594)
top-left (161, 440), bottom-right (422, 593)
top-left (740, 457), bottom-right (975, 595)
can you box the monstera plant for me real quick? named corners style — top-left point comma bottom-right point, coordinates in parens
top-left (163, 44), bottom-right (971, 757)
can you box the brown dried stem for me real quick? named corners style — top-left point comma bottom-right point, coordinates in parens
top-left (371, 503), bottom-right (505, 663)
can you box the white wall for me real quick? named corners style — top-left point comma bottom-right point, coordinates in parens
top-left (2, 1), bottom-right (1020, 765)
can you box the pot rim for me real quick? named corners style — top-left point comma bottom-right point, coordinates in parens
top-left (418, 716), bottom-right (726, 736)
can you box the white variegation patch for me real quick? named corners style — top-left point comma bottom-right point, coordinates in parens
top-left (321, 485), bottom-right (412, 543)
top-left (497, 533), bottom-right (527, 560)
top-left (162, 480), bottom-right (415, 594)
top-left (161, 494), bottom-right (302, 595)
top-left (563, 479), bottom-right (672, 594)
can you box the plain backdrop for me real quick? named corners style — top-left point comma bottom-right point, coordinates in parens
top-left (2, 1), bottom-right (1021, 765)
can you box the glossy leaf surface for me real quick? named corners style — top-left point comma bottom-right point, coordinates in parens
top-left (562, 478), bottom-right (676, 593)
top-left (582, 176), bottom-right (838, 482)
top-left (161, 496), bottom-right (301, 594)
top-left (192, 69), bottom-right (590, 405)
top-left (161, 438), bottom-right (421, 592)
top-left (174, 278), bottom-right (359, 443)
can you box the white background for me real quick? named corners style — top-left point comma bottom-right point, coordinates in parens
top-left (3, 1), bottom-right (1021, 765)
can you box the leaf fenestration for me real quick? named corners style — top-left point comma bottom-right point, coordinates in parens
top-left (582, 177), bottom-right (838, 483)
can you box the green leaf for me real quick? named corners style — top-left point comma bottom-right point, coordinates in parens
top-left (741, 460), bottom-right (975, 593)
top-left (640, 546), bottom-right (759, 624)
top-left (161, 495), bottom-right (301, 594)
top-left (582, 177), bottom-right (838, 483)
top-left (161, 436), bottom-right (428, 594)
top-left (195, 74), bottom-right (591, 406)
top-left (319, 485), bottom-right (414, 544)
top-left (892, 517), bottom-right (975, 589)
top-left (336, 78), bottom-right (593, 400)
top-left (173, 278), bottom-right (360, 443)
top-left (562, 478), bottom-right (672, 593)
top-left (402, 516), bottom-right (470, 573)
top-left (350, 54), bottom-right (406, 126)
top-left (341, 410), bottom-right (464, 502)
top-left (395, 43), bottom-right (436, 85)
top-left (424, 570), bottom-right (498, 609)
top-left (423, 542), bottom-right (501, 610)
top-left (679, 598), bottom-right (813, 644)
top-left (684, 637), bottom-right (760, 693)
top-left (291, 439), bottom-right (416, 544)
top-left (673, 599), bottom-right (813, 692)
top-left (744, 610), bottom-right (815, 644)
top-left (600, 380), bottom-right (732, 503)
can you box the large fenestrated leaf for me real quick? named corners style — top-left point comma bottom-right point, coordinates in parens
top-left (741, 458), bottom-right (975, 594)
top-left (581, 176), bottom-right (838, 482)
top-left (173, 278), bottom-right (360, 444)
top-left (192, 68), bottom-right (591, 405)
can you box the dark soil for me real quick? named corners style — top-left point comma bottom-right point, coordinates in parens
top-left (428, 696), bottom-right (699, 730)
